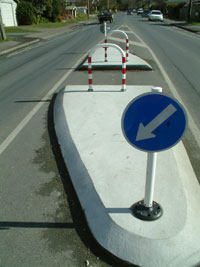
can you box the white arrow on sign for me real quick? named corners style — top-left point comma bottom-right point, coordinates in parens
top-left (136, 104), bottom-right (177, 141)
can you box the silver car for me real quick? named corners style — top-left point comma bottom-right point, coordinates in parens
top-left (148, 10), bottom-right (163, 22)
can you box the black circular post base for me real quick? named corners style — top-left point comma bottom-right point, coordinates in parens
top-left (130, 200), bottom-right (163, 221)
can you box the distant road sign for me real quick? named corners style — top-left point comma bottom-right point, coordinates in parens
top-left (122, 93), bottom-right (187, 152)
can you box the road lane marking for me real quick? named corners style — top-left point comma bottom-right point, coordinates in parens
top-left (109, 36), bottom-right (147, 47)
top-left (0, 51), bottom-right (91, 155)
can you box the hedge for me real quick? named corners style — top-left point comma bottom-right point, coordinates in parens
top-left (16, 1), bottom-right (37, 25)
top-left (167, 2), bottom-right (186, 19)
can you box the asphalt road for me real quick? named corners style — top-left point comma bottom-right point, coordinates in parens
top-left (126, 14), bottom-right (200, 130)
top-left (0, 12), bottom-right (200, 267)
top-left (0, 15), bottom-right (133, 267)
top-left (125, 14), bottom-right (200, 181)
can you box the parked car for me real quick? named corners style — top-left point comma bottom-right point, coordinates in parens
top-left (137, 8), bottom-right (143, 15)
top-left (148, 10), bottom-right (163, 22)
top-left (98, 9), bottom-right (113, 23)
top-left (127, 10), bottom-right (132, 15)
top-left (142, 9), bottom-right (150, 17)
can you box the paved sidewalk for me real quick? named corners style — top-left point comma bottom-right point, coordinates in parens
top-left (0, 20), bottom-right (93, 56)
top-left (164, 18), bottom-right (200, 34)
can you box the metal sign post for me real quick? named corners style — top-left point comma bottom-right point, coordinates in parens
top-left (144, 152), bottom-right (157, 207)
top-left (144, 88), bottom-right (161, 208)
top-left (134, 87), bottom-right (162, 220)
top-left (122, 87), bottom-right (187, 221)
top-left (104, 21), bottom-right (107, 38)
top-left (132, 151), bottom-right (162, 221)
top-left (104, 22), bottom-right (108, 62)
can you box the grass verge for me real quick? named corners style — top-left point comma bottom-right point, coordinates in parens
top-left (31, 14), bottom-right (94, 28)
top-left (0, 37), bottom-right (14, 42)
top-left (191, 22), bottom-right (200, 26)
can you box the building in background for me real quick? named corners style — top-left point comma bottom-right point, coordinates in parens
top-left (0, 0), bottom-right (18, 26)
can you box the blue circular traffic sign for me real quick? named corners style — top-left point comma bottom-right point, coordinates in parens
top-left (122, 93), bottom-right (187, 152)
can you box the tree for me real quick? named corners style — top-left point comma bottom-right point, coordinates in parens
top-left (17, 0), bottom-right (64, 23)
top-left (97, 0), bottom-right (117, 10)
top-left (51, 0), bottom-right (63, 21)
top-left (43, 0), bottom-right (53, 20)
top-left (22, 0), bottom-right (53, 22)
top-left (16, 1), bottom-right (36, 25)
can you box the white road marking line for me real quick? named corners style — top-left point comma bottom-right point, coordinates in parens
top-left (109, 36), bottom-right (147, 47)
top-left (0, 52), bottom-right (88, 155)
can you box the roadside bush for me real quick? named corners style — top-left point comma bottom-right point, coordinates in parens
top-left (37, 17), bottom-right (49, 24)
top-left (42, 0), bottom-right (53, 21)
top-left (16, 1), bottom-right (36, 25)
top-left (51, 0), bottom-right (62, 22)
top-left (167, 2), bottom-right (185, 19)
top-left (76, 13), bottom-right (88, 21)
top-left (150, 4), bottom-right (160, 10)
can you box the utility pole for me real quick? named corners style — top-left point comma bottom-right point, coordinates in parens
top-left (87, 0), bottom-right (90, 19)
top-left (187, 0), bottom-right (192, 21)
top-left (0, 9), bottom-right (6, 40)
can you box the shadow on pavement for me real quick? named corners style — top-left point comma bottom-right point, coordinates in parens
top-left (47, 93), bottom-right (137, 267)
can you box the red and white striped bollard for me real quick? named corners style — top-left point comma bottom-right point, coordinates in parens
top-left (88, 43), bottom-right (126, 92)
top-left (104, 39), bottom-right (108, 62)
top-left (126, 38), bottom-right (129, 62)
top-left (122, 56), bottom-right (126, 91)
top-left (88, 56), bottom-right (93, 91)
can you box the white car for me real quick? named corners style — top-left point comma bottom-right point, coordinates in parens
top-left (137, 8), bottom-right (143, 15)
top-left (148, 10), bottom-right (163, 22)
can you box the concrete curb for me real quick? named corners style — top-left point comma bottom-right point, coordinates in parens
top-left (0, 39), bottom-right (40, 56)
top-left (0, 20), bottom-right (92, 56)
top-left (54, 85), bottom-right (200, 267)
top-left (81, 47), bottom-right (152, 70)
top-left (163, 18), bottom-right (200, 35)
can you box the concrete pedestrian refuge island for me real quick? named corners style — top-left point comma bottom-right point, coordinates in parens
top-left (54, 85), bottom-right (200, 267)
top-left (81, 48), bottom-right (152, 70)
